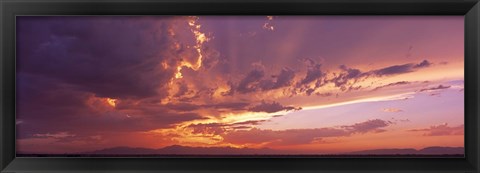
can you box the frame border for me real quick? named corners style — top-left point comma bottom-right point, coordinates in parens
top-left (1, 0), bottom-right (479, 172)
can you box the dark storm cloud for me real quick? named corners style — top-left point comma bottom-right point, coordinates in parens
top-left (17, 16), bottom-right (181, 99)
top-left (16, 16), bottom-right (215, 140)
top-left (248, 101), bottom-right (301, 113)
top-left (16, 75), bottom-right (205, 140)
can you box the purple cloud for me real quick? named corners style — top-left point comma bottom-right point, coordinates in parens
top-left (236, 68), bottom-right (265, 93)
top-left (418, 85), bottom-right (451, 92)
top-left (342, 119), bottom-right (392, 133)
top-left (248, 101), bottom-right (301, 113)
top-left (17, 17), bottom-right (182, 99)
top-left (372, 81), bottom-right (411, 91)
top-left (371, 60), bottom-right (431, 77)
top-left (223, 119), bottom-right (393, 145)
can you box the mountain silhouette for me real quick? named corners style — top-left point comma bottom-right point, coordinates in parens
top-left (346, 146), bottom-right (464, 155)
top-left (82, 145), bottom-right (281, 155)
top-left (81, 145), bottom-right (464, 155)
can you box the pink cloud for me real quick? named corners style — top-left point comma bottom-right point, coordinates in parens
top-left (223, 119), bottom-right (392, 146)
top-left (409, 123), bottom-right (464, 136)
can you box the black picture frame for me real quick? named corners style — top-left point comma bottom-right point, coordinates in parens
top-left (1, 0), bottom-right (479, 172)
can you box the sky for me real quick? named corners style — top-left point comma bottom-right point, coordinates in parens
top-left (15, 16), bottom-right (464, 155)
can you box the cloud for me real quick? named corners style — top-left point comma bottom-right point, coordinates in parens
top-left (223, 128), bottom-right (347, 145)
top-left (409, 123), bottom-right (464, 136)
top-left (174, 82), bottom-right (190, 97)
top-left (372, 81), bottom-right (411, 91)
top-left (223, 59), bottom-right (432, 97)
top-left (16, 16), bottom-right (461, 154)
top-left (341, 119), bottom-right (393, 133)
top-left (382, 108), bottom-right (403, 113)
top-left (187, 120), bottom-right (270, 135)
top-left (248, 101), bottom-right (301, 113)
top-left (259, 67), bottom-right (296, 90)
top-left (389, 117), bottom-right (410, 123)
top-left (223, 119), bottom-right (393, 145)
top-left (316, 92), bottom-right (334, 97)
top-left (212, 102), bottom-right (251, 110)
top-left (331, 65), bottom-right (365, 91)
top-left (232, 67), bottom-right (296, 94)
top-left (371, 60), bottom-right (431, 77)
top-left (166, 102), bottom-right (250, 112)
top-left (236, 68), bottom-right (265, 93)
top-left (312, 60), bottom-right (431, 93)
top-left (16, 17), bottom-right (221, 142)
top-left (231, 120), bottom-right (269, 126)
top-left (165, 103), bottom-right (201, 112)
top-left (418, 85), bottom-right (451, 92)
top-left (413, 60), bottom-right (432, 68)
top-left (188, 123), bottom-right (226, 135)
top-left (33, 132), bottom-right (76, 139)
top-left (291, 59), bottom-right (329, 95)
top-left (300, 64), bottom-right (325, 85)
top-left (16, 75), bottom-right (206, 140)
top-left (17, 17), bottom-right (183, 100)
top-left (372, 64), bottom-right (413, 76)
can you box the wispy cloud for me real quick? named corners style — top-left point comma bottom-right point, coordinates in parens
top-left (223, 119), bottom-right (393, 146)
top-left (382, 108), bottom-right (403, 113)
top-left (372, 81), bottom-right (411, 91)
top-left (409, 123), bottom-right (464, 136)
top-left (249, 101), bottom-right (301, 113)
top-left (371, 60), bottom-right (432, 77)
top-left (418, 85), bottom-right (451, 92)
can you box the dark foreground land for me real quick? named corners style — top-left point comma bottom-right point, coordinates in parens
top-left (16, 154), bottom-right (464, 158)
top-left (17, 146), bottom-right (464, 157)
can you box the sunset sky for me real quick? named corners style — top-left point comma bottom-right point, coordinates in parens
top-left (16, 16), bottom-right (464, 155)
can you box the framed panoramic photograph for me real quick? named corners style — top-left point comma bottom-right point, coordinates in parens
top-left (1, 0), bottom-right (479, 173)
